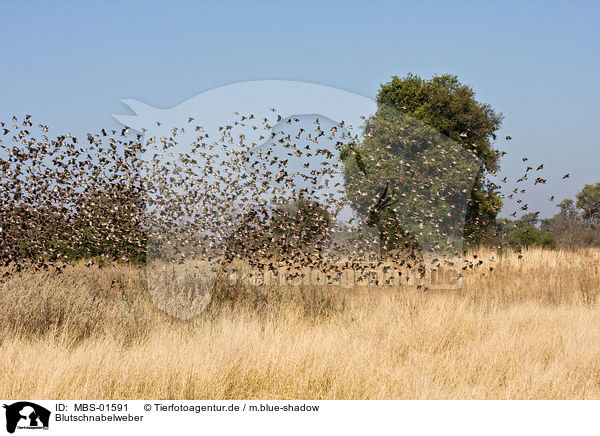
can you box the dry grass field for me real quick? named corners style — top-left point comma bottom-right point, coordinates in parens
top-left (1, 248), bottom-right (599, 399)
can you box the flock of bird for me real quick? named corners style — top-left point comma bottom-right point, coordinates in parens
top-left (0, 109), bottom-right (573, 289)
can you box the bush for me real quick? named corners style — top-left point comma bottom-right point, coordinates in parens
top-left (507, 225), bottom-right (555, 249)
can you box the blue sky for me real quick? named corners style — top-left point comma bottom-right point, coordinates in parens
top-left (1, 0), bottom-right (598, 217)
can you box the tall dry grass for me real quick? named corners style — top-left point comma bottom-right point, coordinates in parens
top-left (1, 248), bottom-right (599, 399)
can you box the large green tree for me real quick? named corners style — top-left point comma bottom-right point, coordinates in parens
top-left (346, 74), bottom-right (503, 245)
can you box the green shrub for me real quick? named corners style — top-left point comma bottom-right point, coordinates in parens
top-left (508, 225), bottom-right (555, 248)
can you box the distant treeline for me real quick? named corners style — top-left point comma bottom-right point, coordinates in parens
top-left (493, 183), bottom-right (600, 249)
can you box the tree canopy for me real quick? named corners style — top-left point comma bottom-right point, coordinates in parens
top-left (343, 74), bottom-right (503, 249)
top-left (576, 183), bottom-right (600, 225)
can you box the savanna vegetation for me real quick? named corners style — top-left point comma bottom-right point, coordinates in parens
top-left (1, 73), bottom-right (598, 399)
top-left (1, 248), bottom-right (599, 399)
